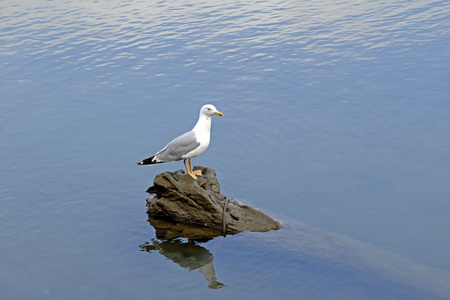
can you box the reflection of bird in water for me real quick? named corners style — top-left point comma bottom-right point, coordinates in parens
top-left (137, 104), bottom-right (223, 180)
top-left (140, 239), bottom-right (225, 289)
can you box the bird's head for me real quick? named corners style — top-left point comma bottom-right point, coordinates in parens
top-left (201, 104), bottom-right (223, 117)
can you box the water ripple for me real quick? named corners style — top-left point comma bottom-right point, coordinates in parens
top-left (2, 0), bottom-right (448, 60)
top-left (1, 0), bottom-right (448, 86)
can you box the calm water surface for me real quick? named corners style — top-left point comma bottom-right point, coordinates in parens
top-left (1, 0), bottom-right (450, 299)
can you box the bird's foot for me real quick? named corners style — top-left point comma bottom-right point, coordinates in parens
top-left (192, 169), bottom-right (202, 176)
top-left (188, 172), bottom-right (198, 180)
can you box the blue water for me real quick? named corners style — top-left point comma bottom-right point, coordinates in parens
top-left (1, 0), bottom-right (450, 299)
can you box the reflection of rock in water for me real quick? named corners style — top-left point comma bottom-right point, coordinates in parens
top-left (140, 239), bottom-right (225, 289)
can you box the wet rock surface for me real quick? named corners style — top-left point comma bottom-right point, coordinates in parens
top-left (145, 166), bottom-right (282, 236)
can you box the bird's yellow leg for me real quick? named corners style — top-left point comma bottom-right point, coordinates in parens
top-left (183, 159), bottom-right (189, 173)
top-left (184, 159), bottom-right (197, 179)
top-left (190, 158), bottom-right (202, 176)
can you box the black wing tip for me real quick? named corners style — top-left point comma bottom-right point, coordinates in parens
top-left (137, 155), bottom-right (156, 165)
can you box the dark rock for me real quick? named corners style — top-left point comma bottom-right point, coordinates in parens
top-left (145, 166), bottom-right (282, 236)
top-left (147, 216), bottom-right (226, 241)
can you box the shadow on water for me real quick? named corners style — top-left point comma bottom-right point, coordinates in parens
top-left (140, 217), bottom-right (227, 289)
top-left (139, 217), bottom-right (225, 289)
top-left (140, 239), bottom-right (225, 289)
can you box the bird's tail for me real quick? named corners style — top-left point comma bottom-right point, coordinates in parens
top-left (136, 155), bottom-right (158, 165)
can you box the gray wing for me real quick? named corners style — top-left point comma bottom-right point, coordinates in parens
top-left (154, 130), bottom-right (200, 162)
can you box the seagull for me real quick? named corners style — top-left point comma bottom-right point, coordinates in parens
top-left (137, 104), bottom-right (223, 179)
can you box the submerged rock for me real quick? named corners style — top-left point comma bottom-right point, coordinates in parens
top-left (145, 166), bottom-right (282, 236)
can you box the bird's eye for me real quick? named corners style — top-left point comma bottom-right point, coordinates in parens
top-left (207, 107), bottom-right (212, 110)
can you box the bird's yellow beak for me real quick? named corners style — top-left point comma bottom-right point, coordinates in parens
top-left (214, 111), bottom-right (224, 117)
